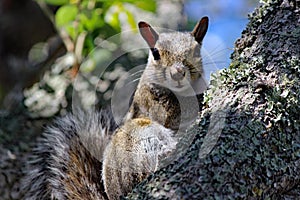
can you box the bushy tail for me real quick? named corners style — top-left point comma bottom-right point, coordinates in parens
top-left (22, 109), bottom-right (117, 200)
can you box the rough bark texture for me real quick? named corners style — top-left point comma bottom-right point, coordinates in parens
top-left (124, 0), bottom-right (300, 199)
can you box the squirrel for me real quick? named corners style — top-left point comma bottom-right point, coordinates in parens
top-left (22, 17), bottom-right (209, 200)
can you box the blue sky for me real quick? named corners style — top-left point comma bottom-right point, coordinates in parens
top-left (184, 0), bottom-right (259, 78)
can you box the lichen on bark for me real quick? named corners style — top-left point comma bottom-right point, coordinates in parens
top-left (124, 0), bottom-right (300, 199)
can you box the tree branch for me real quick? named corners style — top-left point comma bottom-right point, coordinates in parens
top-left (125, 0), bottom-right (300, 199)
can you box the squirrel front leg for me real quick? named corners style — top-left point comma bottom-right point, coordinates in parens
top-left (102, 118), bottom-right (176, 200)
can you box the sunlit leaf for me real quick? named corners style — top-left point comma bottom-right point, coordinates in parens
top-left (44, 0), bottom-right (69, 6)
top-left (125, 10), bottom-right (137, 30)
top-left (79, 10), bottom-right (104, 32)
top-left (123, 0), bottom-right (156, 12)
top-left (110, 12), bottom-right (120, 30)
top-left (83, 35), bottom-right (95, 55)
top-left (55, 5), bottom-right (78, 27)
top-left (136, 0), bottom-right (156, 12)
top-left (65, 25), bottom-right (76, 40)
top-left (105, 5), bottom-right (121, 31)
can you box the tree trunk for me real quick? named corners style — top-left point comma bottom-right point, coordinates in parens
top-left (125, 0), bottom-right (300, 199)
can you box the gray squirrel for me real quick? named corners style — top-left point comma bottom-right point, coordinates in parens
top-left (22, 17), bottom-right (209, 200)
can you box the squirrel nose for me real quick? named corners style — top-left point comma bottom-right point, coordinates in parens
top-left (170, 65), bottom-right (185, 81)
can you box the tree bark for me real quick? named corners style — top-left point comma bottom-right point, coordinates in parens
top-left (125, 0), bottom-right (300, 199)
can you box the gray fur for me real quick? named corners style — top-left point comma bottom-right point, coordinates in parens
top-left (158, 32), bottom-right (199, 56)
top-left (22, 109), bottom-right (117, 200)
top-left (103, 118), bottom-right (176, 200)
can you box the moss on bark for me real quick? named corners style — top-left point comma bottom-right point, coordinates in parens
top-left (124, 0), bottom-right (300, 199)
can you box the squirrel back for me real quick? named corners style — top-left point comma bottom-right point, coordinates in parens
top-left (22, 109), bottom-right (117, 200)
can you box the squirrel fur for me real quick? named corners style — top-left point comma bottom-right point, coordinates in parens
top-left (22, 17), bottom-right (209, 199)
top-left (22, 109), bottom-right (117, 199)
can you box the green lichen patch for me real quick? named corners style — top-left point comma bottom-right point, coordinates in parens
top-left (125, 0), bottom-right (300, 199)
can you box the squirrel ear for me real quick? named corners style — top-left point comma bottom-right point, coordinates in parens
top-left (138, 21), bottom-right (159, 48)
top-left (191, 16), bottom-right (209, 44)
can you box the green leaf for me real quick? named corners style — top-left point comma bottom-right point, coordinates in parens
top-left (79, 13), bottom-right (91, 30)
top-left (55, 5), bottom-right (78, 27)
top-left (136, 0), bottom-right (156, 12)
top-left (79, 10), bottom-right (104, 32)
top-left (44, 0), bottom-right (69, 6)
top-left (123, 0), bottom-right (156, 12)
top-left (105, 7), bottom-right (121, 31)
top-left (125, 10), bottom-right (136, 30)
top-left (83, 35), bottom-right (95, 55)
top-left (65, 25), bottom-right (76, 39)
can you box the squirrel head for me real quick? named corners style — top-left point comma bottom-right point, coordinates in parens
top-left (138, 17), bottom-right (209, 95)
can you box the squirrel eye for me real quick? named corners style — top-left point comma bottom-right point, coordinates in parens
top-left (151, 48), bottom-right (160, 60)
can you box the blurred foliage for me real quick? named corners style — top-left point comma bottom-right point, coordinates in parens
top-left (23, 0), bottom-right (158, 117)
top-left (41, 0), bottom-right (156, 57)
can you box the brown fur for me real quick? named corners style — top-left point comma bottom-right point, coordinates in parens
top-left (103, 118), bottom-right (176, 199)
top-left (22, 109), bottom-right (116, 200)
top-left (103, 17), bottom-right (208, 199)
